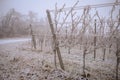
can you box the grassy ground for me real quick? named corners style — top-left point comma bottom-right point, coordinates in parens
top-left (0, 39), bottom-right (119, 80)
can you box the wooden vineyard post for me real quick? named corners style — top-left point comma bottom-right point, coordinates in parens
top-left (46, 10), bottom-right (65, 70)
top-left (116, 9), bottom-right (120, 80)
top-left (116, 38), bottom-right (120, 80)
top-left (94, 19), bottom-right (97, 60)
top-left (83, 48), bottom-right (87, 75)
top-left (30, 24), bottom-right (36, 49)
top-left (103, 47), bottom-right (106, 61)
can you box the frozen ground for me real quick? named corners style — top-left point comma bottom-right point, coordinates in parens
top-left (0, 38), bottom-right (31, 44)
top-left (0, 38), bottom-right (119, 80)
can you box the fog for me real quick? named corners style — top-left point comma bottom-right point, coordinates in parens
top-left (0, 0), bottom-right (120, 80)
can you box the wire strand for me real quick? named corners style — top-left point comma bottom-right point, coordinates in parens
top-left (49, 2), bottom-right (120, 12)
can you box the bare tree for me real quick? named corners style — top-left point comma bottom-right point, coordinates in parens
top-left (0, 8), bottom-right (30, 38)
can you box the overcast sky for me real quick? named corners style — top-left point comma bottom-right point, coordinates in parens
top-left (0, 0), bottom-right (119, 18)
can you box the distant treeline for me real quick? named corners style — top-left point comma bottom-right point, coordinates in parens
top-left (0, 8), bottom-right (48, 38)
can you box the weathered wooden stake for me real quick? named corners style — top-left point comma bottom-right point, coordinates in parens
top-left (30, 24), bottom-right (36, 49)
top-left (115, 9), bottom-right (120, 80)
top-left (46, 10), bottom-right (65, 70)
top-left (103, 47), bottom-right (106, 61)
top-left (83, 48), bottom-right (87, 75)
top-left (116, 38), bottom-right (119, 80)
top-left (94, 19), bottom-right (97, 60)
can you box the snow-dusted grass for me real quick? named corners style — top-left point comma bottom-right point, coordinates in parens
top-left (0, 39), bottom-right (119, 80)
